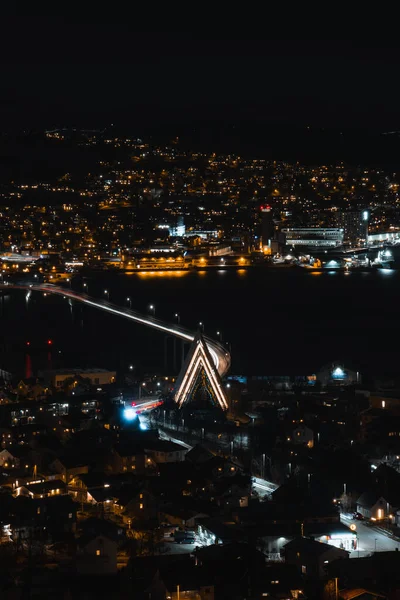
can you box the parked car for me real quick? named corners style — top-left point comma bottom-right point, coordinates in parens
top-left (174, 530), bottom-right (196, 544)
top-left (352, 512), bottom-right (364, 520)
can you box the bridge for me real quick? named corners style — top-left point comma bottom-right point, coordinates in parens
top-left (0, 282), bottom-right (231, 388)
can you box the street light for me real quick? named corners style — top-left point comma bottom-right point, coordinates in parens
top-left (175, 313), bottom-right (180, 324)
top-left (104, 289), bottom-right (109, 300)
top-left (217, 330), bottom-right (223, 341)
top-left (149, 304), bottom-right (155, 316)
top-left (199, 322), bottom-right (204, 332)
top-left (129, 365), bottom-right (134, 371)
top-left (83, 282), bottom-right (88, 294)
top-left (126, 297), bottom-right (132, 309)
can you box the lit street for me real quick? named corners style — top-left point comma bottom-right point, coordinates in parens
top-left (341, 514), bottom-right (400, 557)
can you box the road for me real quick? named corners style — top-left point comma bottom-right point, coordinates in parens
top-left (341, 513), bottom-right (400, 557)
top-left (156, 423), bottom-right (280, 493)
top-left (0, 282), bottom-right (230, 377)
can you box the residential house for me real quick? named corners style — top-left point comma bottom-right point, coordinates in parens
top-left (212, 473), bottom-right (251, 509)
top-left (292, 424), bottom-right (314, 448)
top-left (77, 534), bottom-right (118, 575)
top-left (356, 492), bottom-right (391, 521)
top-left (0, 447), bottom-right (25, 469)
top-left (283, 537), bottom-right (349, 579)
top-left (49, 456), bottom-right (89, 484)
top-left (113, 442), bottom-right (156, 474)
top-left (161, 504), bottom-right (209, 529)
top-left (15, 479), bottom-right (66, 499)
top-left (115, 485), bottom-right (159, 522)
top-left (185, 444), bottom-right (214, 465)
top-left (145, 439), bottom-right (188, 463)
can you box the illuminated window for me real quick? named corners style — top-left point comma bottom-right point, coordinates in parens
top-left (302, 566), bottom-right (307, 574)
top-left (139, 503), bottom-right (144, 509)
top-left (96, 550), bottom-right (101, 556)
top-left (382, 401), bottom-right (386, 408)
top-left (139, 493), bottom-right (143, 499)
top-left (378, 508), bottom-right (383, 519)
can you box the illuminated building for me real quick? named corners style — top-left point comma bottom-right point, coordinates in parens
top-left (260, 205), bottom-right (274, 250)
top-left (174, 333), bottom-right (229, 411)
top-left (336, 210), bottom-right (368, 245)
top-left (316, 363), bottom-right (361, 387)
top-left (282, 228), bottom-right (344, 248)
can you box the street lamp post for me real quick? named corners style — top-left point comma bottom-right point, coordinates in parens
top-left (104, 289), bottom-right (109, 301)
top-left (217, 331), bottom-right (223, 341)
top-left (83, 282), bottom-right (88, 294)
top-left (127, 297), bottom-right (132, 309)
top-left (149, 304), bottom-right (155, 317)
top-left (199, 322), bottom-right (204, 333)
top-left (175, 313), bottom-right (180, 324)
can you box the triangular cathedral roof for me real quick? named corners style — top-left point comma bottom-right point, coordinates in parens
top-left (174, 333), bottom-right (229, 411)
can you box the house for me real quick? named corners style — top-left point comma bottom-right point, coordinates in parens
top-left (356, 492), bottom-right (391, 521)
top-left (113, 442), bottom-right (156, 474)
top-left (77, 534), bottom-right (118, 575)
top-left (292, 424), bottom-right (314, 448)
top-left (160, 561), bottom-right (216, 600)
top-left (185, 444), bottom-right (214, 465)
top-left (257, 563), bottom-right (305, 600)
top-left (283, 537), bottom-right (349, 579)
top-left (0, 427), bottom-right (14, 448)
top-left (0, 447), bottom-right (24, 469)
top-left (339, 588), bottom-right (387, 600)
top-left (50, 456), bottom-right (89, 484)
top-left (161, 504), bottom-right (209, 529)
top-left (115, 485), bottom-right (158, 521)
top-left (15, 479), bottom-right (66, 499)
top-left (212, 473), bottom-right (251, 508)
top-left (327, 551), bottom-right (400, 595)
top-left (40, 368), bottom-right (116, 389)
top-left (145, 439), bottom-right (188, 463)
top-left (4, 494), bottom-right (77, 543)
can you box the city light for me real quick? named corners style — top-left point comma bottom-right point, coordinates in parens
top-left (123, 407), bottom-right (137, 421)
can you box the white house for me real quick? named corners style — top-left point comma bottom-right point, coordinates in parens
top-left (357, 492), bottom-right (391, 520)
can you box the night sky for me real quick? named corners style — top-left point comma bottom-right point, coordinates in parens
top-left (1, 24), bottom-right (400, 132)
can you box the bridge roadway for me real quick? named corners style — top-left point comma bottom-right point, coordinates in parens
top-left (0, 283), bottom-right (231, 377)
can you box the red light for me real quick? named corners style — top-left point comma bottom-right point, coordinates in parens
top-left (131, 402), bottom-right (136, 407)
top-left (47, 339), bottom-right (52, 345)
top-left (26, 341), bottom-right (30, 346)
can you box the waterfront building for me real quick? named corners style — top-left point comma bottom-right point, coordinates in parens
top-left (40, 368), bottom-right (116, 389)
top-left (282, 227), bottom-right (344, 248)
top-left (336, 210), bottom-right (368, 245)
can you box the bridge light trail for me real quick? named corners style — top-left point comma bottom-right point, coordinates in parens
top-left (0, 283), bottom-right (230, 377)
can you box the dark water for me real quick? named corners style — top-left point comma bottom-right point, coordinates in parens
top-left (1, 267), bottom-right (400, 380)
